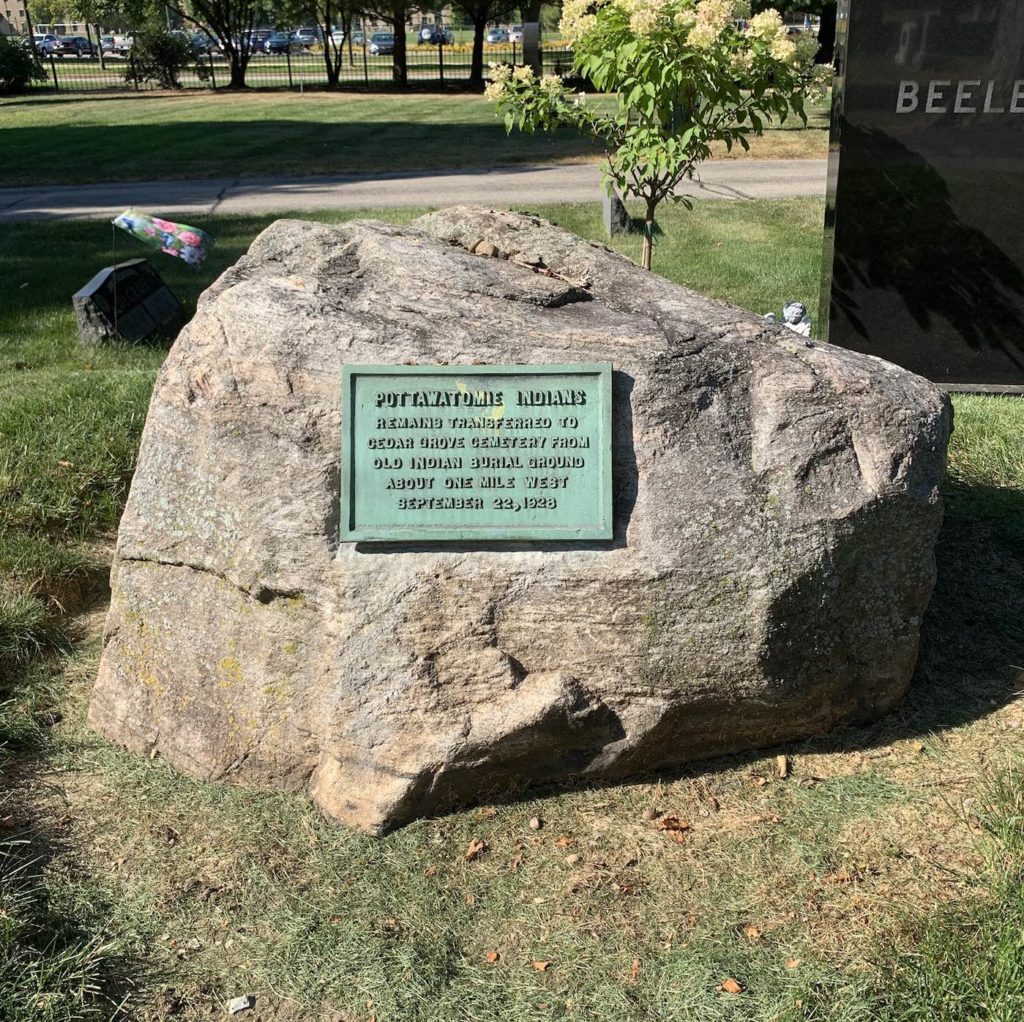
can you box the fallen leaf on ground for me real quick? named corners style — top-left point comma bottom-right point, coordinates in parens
top-left (630, 959), bottom-right (641, 982)
top-left (555, 836), bottom-right (576, 848)
top-left (785, 958), bottom-right (801, 969)
top-left (532, 961), bottom-right (552, 972)
top-left (743, 924), bottom-right (762, 941)
top-left (485, 950), bottom-right (500, 963)
top-left (720, 977), bottom-right (743, 994)
top-left (564, 853), bottom-right (580, 865)
top-left (465, 838), bottom-right (488, 861)
top-left (775, 754), bottom-right (789, 778)
top-left (657, 817), bottom-right (691, 843)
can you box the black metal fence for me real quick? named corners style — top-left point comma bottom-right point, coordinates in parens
top-left (33, 44), bottom-right (577, 92)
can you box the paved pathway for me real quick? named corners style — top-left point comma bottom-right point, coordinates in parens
top-left (0, 159), bottom-right (827, 222)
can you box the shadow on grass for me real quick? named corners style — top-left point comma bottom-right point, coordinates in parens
top-left (0, 119), bottom-right (602, 187)
top-left (1, 637), bottom-right (143, 1020)
top-left (0, 774), bottom-right (143, 1021)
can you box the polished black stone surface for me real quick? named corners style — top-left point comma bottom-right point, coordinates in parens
top-left (822, 0), bottom-right (1024, 389)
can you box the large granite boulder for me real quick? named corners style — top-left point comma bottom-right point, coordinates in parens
top-left (89, 207), bottom-right (952, 834)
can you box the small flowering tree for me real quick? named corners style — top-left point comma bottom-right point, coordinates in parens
top-left (486, 1), bottom-right (829, 270)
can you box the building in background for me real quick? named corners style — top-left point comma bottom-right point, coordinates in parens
top-left (1, 0), bottom-right (30, 35)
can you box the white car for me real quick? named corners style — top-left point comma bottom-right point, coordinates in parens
top-left (509, 25), bottom-right (523, 42)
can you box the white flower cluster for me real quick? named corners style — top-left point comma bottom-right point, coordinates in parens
top-left (554, 0), bottom-right (807, 66)
top-left (483, 61), bottom-right (512, 102)
top-left (560, 0), bottom-right (602, 42)
top-left (686, 0), bottom-right (749, 49)
top-left (616, 0), bottom-right (669, 36)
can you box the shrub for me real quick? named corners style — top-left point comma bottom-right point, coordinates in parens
top-left (124, 28), bottom-right (210, 90)
top-left (488, 0), bottom-right (832, 270)
top-left (0, 35), bottom-right (45, 95)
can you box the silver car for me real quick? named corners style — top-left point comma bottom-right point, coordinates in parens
top-left (32, 33), bottom-right (60, 54)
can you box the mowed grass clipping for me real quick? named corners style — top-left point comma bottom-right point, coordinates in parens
top-left (0, 91), bottom-right (829, 187)
top-left (0, 199), bottom-right (1023, 1021)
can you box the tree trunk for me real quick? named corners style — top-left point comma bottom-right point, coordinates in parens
top-left (816, 2), bottom-right (837, 64)
top-left (228, 50), bottom-right (248, 88)
top-left (469, 14), bottom-right (485, 83)
top-left (24, 1), bottom-right (38, 60)
top-left (322, 7), bottom-right (340, 86)
top-left (641, 196), bottom-right (657, 271)
top-left (391, 11), bottom-right (407, 84)
top-left (521, 0), bottom-right (541, 21)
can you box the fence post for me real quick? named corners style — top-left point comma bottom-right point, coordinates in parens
top-left (286, 47), bottom-right (294, 89)
top-left (49, 54), bottom-right (59, 91)
top-left (512, 41), bottom-right (517, 65)
top-left (362, 40), bottom-right (369, 85)
top-left (438, 39), bottom-right (443, 83)
top-left (129, 52), bottom-right (139, 90)
top-left (208, 51), bottom-right (216, 89)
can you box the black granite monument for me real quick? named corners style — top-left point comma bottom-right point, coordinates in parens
top-left (822, 0), bottom-right (1024, 391)
top-left (73, 259), bottom-right (184, 345)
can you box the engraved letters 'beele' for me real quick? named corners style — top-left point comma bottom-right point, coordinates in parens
top-left (340, 364), bottom-right (613, 542)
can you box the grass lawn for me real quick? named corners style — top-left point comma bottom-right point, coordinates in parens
top-left (2, 199), bottom-right (1023, 1021)
top-left (0, 91), bottom-right (829, 188)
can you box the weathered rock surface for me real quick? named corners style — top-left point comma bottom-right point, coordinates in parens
top-left (89, 206), bottom-right (952, 834)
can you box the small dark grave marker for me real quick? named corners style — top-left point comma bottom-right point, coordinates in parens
top-left (73, 259), bottom-right (184, 345)
top-left (822, 0), bottom-right (1024, 391)
top-left (602, 188), bottom-right (631, 236)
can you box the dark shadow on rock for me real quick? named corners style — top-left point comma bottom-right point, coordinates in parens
top-left (830, 123), bottom-right (1024, 371)
top-left (419, 475), bottom-right (1024, 821)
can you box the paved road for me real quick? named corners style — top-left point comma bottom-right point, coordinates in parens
top-left (0, 159), bottom-right (827, 222)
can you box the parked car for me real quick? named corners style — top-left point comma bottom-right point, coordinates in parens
top-left (111, 34), bottom-right (133, 54)
top-left (190, 31), bottom-right (219, 54)
top-left (485, 27), bottom-right (508, 44)
top-left (265, 31), bottom-right (303, 54)
top-left (419, 24), bottom-right (453, 44)
top-left (100, 34), bottom-right (117, 53)
top-left (242, 29), bottom-right (272, 53)
top-left (367, 31), bottom-right (394, 55)
top-left (56, 35), bottom-right (95, 57)
top-left (31, 33), bottom-right (60, 54)
top-left (351, 30), bottom-right (365, 46)
top-left (292, 26), bottom-right (323, 48)
top-left (509, 25), bottom-right (523, 42)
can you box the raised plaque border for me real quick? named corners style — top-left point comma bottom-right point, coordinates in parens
top-left (340, 363), bottom-right (614, 543)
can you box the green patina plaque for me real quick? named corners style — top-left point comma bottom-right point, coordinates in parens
top-left (341, 363), bottom-right (613, 542)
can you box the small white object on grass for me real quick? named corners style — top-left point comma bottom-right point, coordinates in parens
top-left (764, 301), bottom-right (813, 337)
top-left (227, 993), bottom-right (256, 1015)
